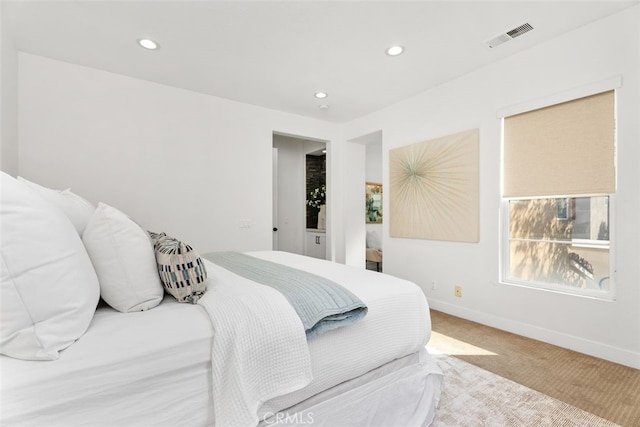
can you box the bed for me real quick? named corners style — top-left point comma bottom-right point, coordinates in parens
top-left (0, 172), bottom-right (443, 426)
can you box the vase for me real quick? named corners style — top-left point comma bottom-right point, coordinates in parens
top-left (317, 205), bottom-right (326, 230)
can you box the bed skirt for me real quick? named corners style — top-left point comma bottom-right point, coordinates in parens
top-left (259, 348), bottom-right (443, 427)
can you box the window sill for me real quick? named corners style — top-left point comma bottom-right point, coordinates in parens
top-left (499, 279), bottom-right (616, 302)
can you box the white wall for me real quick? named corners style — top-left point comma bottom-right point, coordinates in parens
top-left (365, 136), bottom-right (383, 245)
top-left (344, 6), bottom-right (640, 368)
top-left (10, 7), bottom-right (639, 368)
top-left (365, 138), bottom-right (382, 183)
top-left (0, 2), bottom-right (19, 176)
top-left (17, 53), bottom-right (341, 255)
top-left (342, 141), bottom-right (366, 267)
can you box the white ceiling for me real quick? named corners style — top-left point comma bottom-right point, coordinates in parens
top-left (3, 1), bottom-right (637, 123)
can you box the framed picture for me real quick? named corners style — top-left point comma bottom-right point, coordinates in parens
top-left (366, 182), bottom-right (383, 224)
top-left (389, 129), bottom-right (479, 242)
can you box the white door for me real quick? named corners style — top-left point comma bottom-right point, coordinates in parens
top-left (272, 147), bottom-right (279, 250)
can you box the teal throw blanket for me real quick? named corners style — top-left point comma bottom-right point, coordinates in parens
top-left (203, 252), bottom-right (368, 339)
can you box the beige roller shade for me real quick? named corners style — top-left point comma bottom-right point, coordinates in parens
top-left (503, 90), bottom-right (615, 198)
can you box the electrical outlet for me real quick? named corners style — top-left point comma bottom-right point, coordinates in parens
top-left (454, 286), bottom-right (463, 298)
top-left (431, 281), bottom-right (437, 290)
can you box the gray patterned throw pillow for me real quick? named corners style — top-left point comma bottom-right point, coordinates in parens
top-left (149, 233), bottom-right (207, 303)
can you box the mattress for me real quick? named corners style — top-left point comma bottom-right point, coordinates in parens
top-left (1, 251), bottom-right (441, 426)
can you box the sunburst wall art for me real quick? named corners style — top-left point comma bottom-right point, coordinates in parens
top-left (389, 128), bottom-right (479, 242)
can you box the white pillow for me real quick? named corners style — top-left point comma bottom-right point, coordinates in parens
top-left (17, 176), bottom-right (95, 235)
top-left (83, 203), bottom-right (163, 312)
top-left (0, 172), bottom-right (100, 361)
top-left (366, 230), bottom-right (381, 249)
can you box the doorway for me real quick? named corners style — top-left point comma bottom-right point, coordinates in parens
top-left (272, 133), bottom-right (327, 259)
top-left (349, 131), bottom-right (383, 271)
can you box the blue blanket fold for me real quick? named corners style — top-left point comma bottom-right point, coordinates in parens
top-left (203, 252), bottom-right (368, 339)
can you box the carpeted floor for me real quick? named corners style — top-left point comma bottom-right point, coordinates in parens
top-left (428, 310), bottom-right (640, 427)
top-left (430, 352), bottom-right (620, 427)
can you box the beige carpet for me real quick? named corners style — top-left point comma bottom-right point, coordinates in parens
top-left (431, 352), bottom-right (620, 427)
top-left (429, 310), bottom-right (640, 426)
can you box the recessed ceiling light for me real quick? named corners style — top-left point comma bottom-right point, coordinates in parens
top-left (137, 38), bottom-right (160, 50)
top-left (386, 45), bottom-right (404, 56)
top-left (314, 92), bottom-right (328, 99)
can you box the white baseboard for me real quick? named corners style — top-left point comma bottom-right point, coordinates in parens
top-left (428, 300), bottom-right (640, 369)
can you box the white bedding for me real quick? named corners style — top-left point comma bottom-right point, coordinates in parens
top-left (248, 251), bottom-right (432, 417)
top-left (0, 296), bottom-right (215, 426)
top-left (260, 349), bottom-right (442, 427)
top-left (0, 251), bottom-right (438, 427)
top-left (198, 255), bottom-right (313, 427)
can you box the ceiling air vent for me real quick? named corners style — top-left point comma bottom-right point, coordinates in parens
top-left (486, 22), bottom-right (534, 48)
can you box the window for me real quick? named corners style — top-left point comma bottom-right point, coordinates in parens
top-left (506, 196), bottom-right (611, 293)
top-left (501, 89), bottom-right (615, 298)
